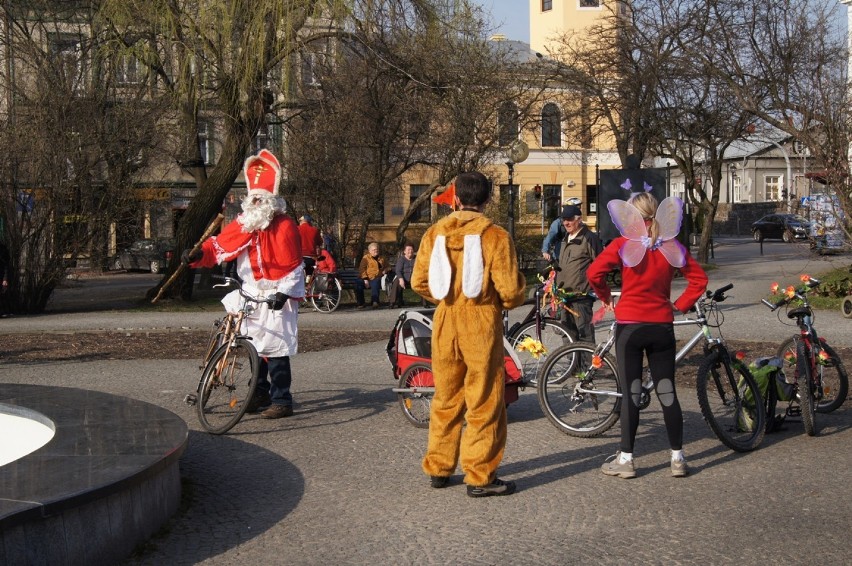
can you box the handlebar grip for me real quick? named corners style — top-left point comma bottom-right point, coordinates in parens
top-left (715, 283), bottom-right (734, 295)
top-left (711, 283), bottom-right (733, 302)
top-left (761, 298), bottom-right (777, 310)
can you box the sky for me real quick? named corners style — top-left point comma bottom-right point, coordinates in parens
top-left (473, 0), bottom-right (531, 43)
top-left (471, 1), bottom-right (847, 46)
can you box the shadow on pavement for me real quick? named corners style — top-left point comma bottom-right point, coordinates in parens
top-left (127, 430), bottom-right (304, 565)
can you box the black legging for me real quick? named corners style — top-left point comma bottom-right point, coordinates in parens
top-left (614, 323), bottom-right (682, 453)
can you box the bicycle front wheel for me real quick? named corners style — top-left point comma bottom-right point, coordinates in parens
top-left (312, 276), bottom-right (343, 313)
top-left (508, 318), bottom-right (574, 385)
top-left (537, 344), bottom-right (621, 437)
top-left (797, 341), bottom-right (817, 436)
top-left (197, 339), bottom-right (259, 435)
top-left (777, 336), bottom-right (848, 413)
top-left (696, 347), bottom-right (766, 452)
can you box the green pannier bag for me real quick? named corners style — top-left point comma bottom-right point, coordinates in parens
top-left (740, 357), bottom-right (794, 433)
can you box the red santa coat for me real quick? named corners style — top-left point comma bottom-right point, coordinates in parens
top-left (192, 214), bottom-right (305, 357)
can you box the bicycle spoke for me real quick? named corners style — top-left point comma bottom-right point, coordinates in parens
top-left (538, 345), bottom-right (620, 437)
top-left (197, 341), bottom-right (258, 434)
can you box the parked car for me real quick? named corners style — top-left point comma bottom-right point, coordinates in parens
top-left (113, 238), bottom-right (174, 274)
top-left (751, 214), bottom-right (811, 243)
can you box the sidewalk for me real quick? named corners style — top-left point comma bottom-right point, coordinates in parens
top-left (1, 238), bottom-right (851, 565)
top-left (3, 236), bottom-right (850, 344)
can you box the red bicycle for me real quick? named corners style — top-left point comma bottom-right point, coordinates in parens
top-left (762, 276), bottom-right (849, 436)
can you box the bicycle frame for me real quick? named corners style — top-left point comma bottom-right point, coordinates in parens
top-left (574, 289), bottom-right (727, 400)
top-left (186, 276), bottom-right (262, 406)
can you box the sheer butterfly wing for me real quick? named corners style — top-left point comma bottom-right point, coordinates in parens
top-left (619, 239), bottom-right (649, 267)
top-left (658, 239), bottom-right (687, 268)
top-left (655, 197), bottom-right (684, 241)
top-left (607, 200), bottom-right (646, 240)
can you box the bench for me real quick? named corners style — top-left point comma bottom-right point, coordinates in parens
top-left (335, 269), bottom-right (393, 305)
top-left (337, 269), bottom-right (361, 290)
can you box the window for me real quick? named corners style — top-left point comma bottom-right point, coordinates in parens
top-left (542, 1), bottom-right (552, 11)
top-left (410, 184), bottom-right (431, 223)
top-left (499, 184), bottom-right (517, 219)
top-left (49, 34), bottom-right (84, 92)
top-left (541, 103), bottom-right (561, 147)
top-left (543, 184), bottom-right (561, 220)
top-left (198, 121), bottom-right (213, 165)
top-left (254, 123), bottom-right (269, 152)
top-left (498, 102), bottom-right (519, 147)
top-left (579, 0), bottom-right (601, 7)
top-left (116, 55), bottom-right (142, 85)
top-left (301, 52), bottom-right (324, 89)
top-left (525, 186), bottom-right (540, 214)
top-left (765, 175), bottom-right (781, 201)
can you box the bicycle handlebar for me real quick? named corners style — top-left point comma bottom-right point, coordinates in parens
top-left (211, 275), bottom-right (278, 306)
top-left (760, 277), bottom-right (820, 312)
top-left (707, 283), bottom-right (733, 303)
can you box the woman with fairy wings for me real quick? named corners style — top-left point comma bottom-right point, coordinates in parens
top-left (587, 191), bottom-right (708, 479)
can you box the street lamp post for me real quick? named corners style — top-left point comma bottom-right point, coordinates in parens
top-left (505, 140), bottom-right (529, 241)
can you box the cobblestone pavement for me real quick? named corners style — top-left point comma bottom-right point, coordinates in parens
top-left (1, 238), bottom-right (850, 564)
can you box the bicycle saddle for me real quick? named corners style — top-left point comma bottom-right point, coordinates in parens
top-left (786, 306), bottom-right (811, 320)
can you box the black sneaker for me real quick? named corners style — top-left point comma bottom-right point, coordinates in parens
top-left (245, 392), bottom-right (271, 413)
top-left (466, 478), bottom-right (516, 498)
top-left (430, 476), bottom-right (450, 489)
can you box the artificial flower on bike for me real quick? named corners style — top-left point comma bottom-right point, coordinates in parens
top-left (515, 336), bottom-right (547, 359)
top-left (537, 270), bottom-right (584, 317)
top-left (768, 276), bottom-right (811, 305)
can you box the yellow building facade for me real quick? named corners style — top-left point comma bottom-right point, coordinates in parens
top-left (371, 0), bottom-right (621, 246)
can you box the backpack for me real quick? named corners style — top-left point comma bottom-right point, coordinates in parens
top-left (741, 356), bottom-right (794, 433)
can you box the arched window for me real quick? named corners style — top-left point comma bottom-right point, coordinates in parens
top-left (541, 103), bottom-right (561, 147)
top-left (498, 102), bottom-right (518, 147)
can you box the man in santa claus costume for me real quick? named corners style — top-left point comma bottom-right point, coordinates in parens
top-left (184, 149), bottom-right (304, 419)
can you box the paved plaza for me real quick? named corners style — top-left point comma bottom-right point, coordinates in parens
top-left (1, 238), bottom-right (851, 565)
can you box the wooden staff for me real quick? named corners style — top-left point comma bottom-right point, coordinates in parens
top-left (151, 213), bottom-right (225, 303)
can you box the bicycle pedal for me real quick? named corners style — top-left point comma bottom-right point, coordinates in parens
top-left (786, 405), bottom-right (801, 418)
top-left (184, 393), bottom-right (197, 406)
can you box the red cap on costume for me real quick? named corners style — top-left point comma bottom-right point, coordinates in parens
top-left (244, 149), bottom-right (281, 196)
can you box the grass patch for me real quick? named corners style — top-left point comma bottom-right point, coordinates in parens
top-left (805, 265), bottom-right (852, 310)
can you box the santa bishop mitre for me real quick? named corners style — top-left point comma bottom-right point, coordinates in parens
top-left (189, 149), bottom-right (305, 357)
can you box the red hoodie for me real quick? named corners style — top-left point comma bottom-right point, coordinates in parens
top-left (587, 237), bottom-right (708, 323)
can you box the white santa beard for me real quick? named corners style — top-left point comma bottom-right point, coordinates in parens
top-left (240, 198), bottom-right (278, 232)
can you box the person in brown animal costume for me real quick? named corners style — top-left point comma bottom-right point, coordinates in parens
top-left (411, 171), bottom-right (526, 497)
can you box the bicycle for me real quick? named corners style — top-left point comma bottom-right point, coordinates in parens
top-left (537, 283), bottom-right (767, 452)
top-left (184, 275), bottom-right (273, 434)
top-left (302, 269), bottom-right (343, 313)
top-left (506, 284), bottom-right (592, 386)
top-left (761, 276), bottom-right (849, 436)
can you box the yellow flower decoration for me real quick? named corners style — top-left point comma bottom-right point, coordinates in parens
top-left (800, 274), bottom-right (811, 283)
top-left (516, 336), bottom-right (548, 359)
top-left (784, 285), bottom-right (796, 299)
top-left (818, 350), bottom-right (831, 365)
top-left (770, 282), bottom-right (779, 294)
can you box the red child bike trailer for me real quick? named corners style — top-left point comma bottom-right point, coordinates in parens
top-left (386, 309), bottom-right (525, 428)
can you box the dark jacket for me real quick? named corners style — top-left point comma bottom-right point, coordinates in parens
top-left (556, 225), bottom-right (602, 293)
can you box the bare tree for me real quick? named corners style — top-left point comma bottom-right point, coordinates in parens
top-left (0, 2), bottom-right (163, 313)
top-left (546, 1), bottom-right (662, 166)
top-left (640, 0), bottom-right (755, 262)
top-left (690, 0), bottom-right (851, 240)
top-left (284, 1), bottom-right (549, 260)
